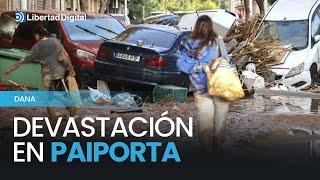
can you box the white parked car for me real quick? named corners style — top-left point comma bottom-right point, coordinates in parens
top-left (257, 0), bottom-right (320, 89)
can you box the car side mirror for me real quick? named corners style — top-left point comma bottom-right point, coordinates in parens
top-left (179, 41), bottom-right (185, 50)
top-left (314, 35), bottom-right (320, 43)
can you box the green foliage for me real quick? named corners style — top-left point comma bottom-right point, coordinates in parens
top-left (158, 0), bottom-right (217, 11)
top-left (128, 0), bottom-right (160, 23)
top-left (128, 0), bottom-right (221, 23)
top-left (268, 0), bottom-right (277, 5)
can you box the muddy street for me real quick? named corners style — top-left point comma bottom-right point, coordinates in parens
top-left (1, 94), bottom-right (319, 155)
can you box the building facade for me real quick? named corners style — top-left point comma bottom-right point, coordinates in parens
top-left (3, 0), bottom-right (126, 14)
top-left (228, 0), bottom-right (260, 19)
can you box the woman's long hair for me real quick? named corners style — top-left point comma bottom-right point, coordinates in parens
top-left (191, 15), bottom-right (217, 57)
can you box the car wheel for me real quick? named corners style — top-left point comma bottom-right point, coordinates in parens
top-left (310, 63), bottom-right (319, 88)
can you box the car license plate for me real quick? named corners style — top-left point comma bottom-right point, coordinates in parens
top-left (115, 52), bottom-right (140, 62)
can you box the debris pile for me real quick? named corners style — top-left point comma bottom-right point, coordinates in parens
top-left (226, 16), bottom-right (293, 74)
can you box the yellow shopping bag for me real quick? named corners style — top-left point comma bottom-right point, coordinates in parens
top-left (205, 50), bottom-right (245, 101)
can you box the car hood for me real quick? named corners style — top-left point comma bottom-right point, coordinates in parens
top-left (270, 48), bottom-right (309, 75)
top-left (73, 40), bottom-right (105, 54)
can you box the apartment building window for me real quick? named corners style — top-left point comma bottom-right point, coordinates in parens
top-left (28, 0), bottom-right (36, 10)
top-left (12, 0), bottom-right (21, 10)
top-left (112, 0), bottom-right (118, 8)
top-left (52, 0), bottom-right (56, 9)
top-left (37, 0), bottom-right (44, 10)
top-left (66, 0), bottom-right (72, 11)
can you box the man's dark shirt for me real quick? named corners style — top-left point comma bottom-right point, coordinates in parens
top-left (24, 37), bottom-right (66, 80)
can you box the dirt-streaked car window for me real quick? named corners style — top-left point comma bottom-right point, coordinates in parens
top-left (14, 21), bottom-right (38, 40)
top-left (114, 27), bottom-right (177, 49)
top-left (63, 17), bottom-right (125, 41)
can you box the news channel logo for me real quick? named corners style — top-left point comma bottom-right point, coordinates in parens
top-left (15, 12), bottom-right (27, 23)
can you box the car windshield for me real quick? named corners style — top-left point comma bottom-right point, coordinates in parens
top-left (63, 17), bottom-right (125, 41)
top-left (114, 27), bottom-right (177, 49)
top-left (257, 20), bottom-right (308, 50)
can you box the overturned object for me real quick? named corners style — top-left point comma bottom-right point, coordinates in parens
top-left (242, 70), bottom-right (265, 90)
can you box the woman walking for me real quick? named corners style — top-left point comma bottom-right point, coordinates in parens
top-left (177, 15), bottom-right (231, 152)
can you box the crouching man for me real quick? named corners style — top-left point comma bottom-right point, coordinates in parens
top-left (5, 26), bottom-right (77, 119)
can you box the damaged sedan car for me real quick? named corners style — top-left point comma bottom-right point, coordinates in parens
top-left (257, 0), bottom-right (320, 89)
top-left (0, 11), bottom-right (125, 89)
top-left (94, 25), bottom-right (191, 88)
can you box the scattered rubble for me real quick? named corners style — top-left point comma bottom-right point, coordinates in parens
top-left (226, 16), bottom-right (293, 89)
top-left (88, 80), bottom-right (112, 105)
top-left (241, 70), bottom-right (265, 90)
top-left (227, 16), bottom-right (292, 72)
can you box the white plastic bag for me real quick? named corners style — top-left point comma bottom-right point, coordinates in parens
top-left (88, 80), bottom-right (112, 104)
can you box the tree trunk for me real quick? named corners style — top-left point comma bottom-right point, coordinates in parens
top-left (256, 0), bottom-right (267, 16)
top-left (80, 0), bottom-right (88, 12)
top-left (99, 0), bottom-right (107, 13)
top-left (243, 0), bottom-right (251, 21)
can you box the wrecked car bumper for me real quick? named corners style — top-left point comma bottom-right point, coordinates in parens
top-left (270, 70), bottom-right (311, 89)
top-left (94, 60), bottom-right (189, 87)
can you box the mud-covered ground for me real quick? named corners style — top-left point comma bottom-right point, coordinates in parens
top-left (0, 93), bottom-right (319, 154)
top-left (0, 93), bottom-right (319, 180)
